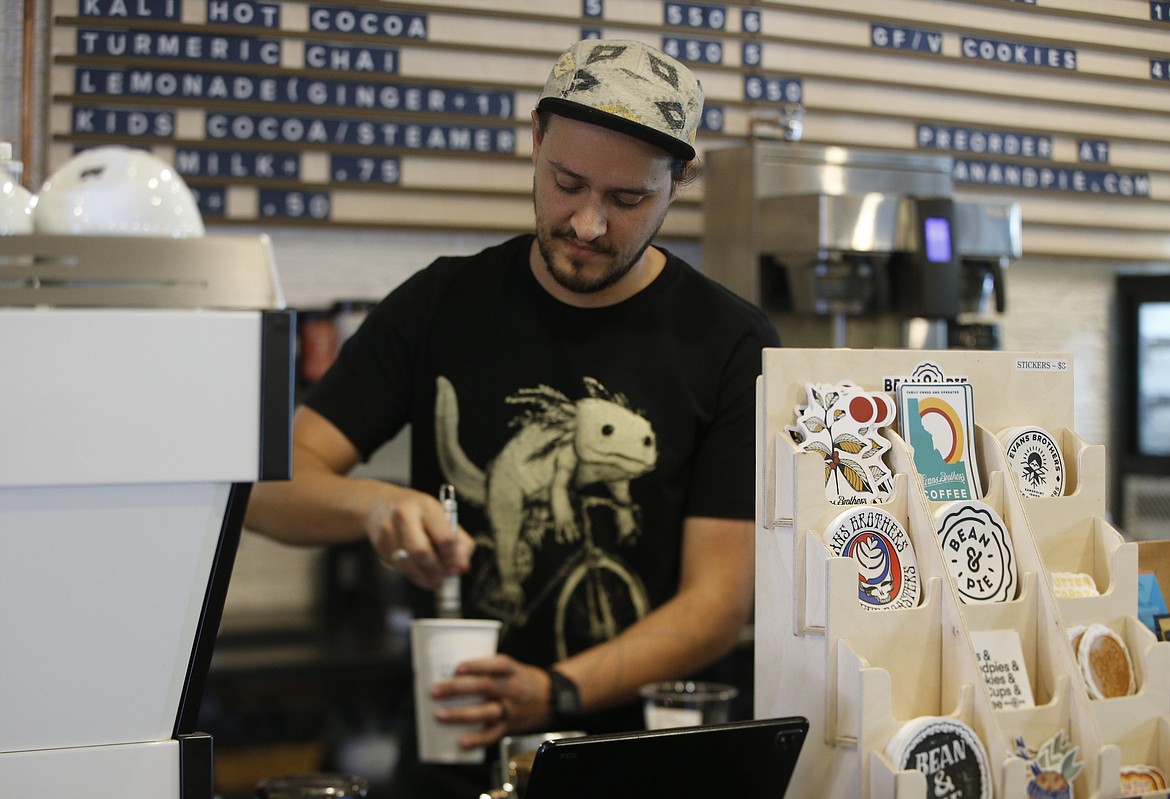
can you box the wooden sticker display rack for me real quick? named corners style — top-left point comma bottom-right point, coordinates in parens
top-left (755, 349), bottom-right (1170, 799)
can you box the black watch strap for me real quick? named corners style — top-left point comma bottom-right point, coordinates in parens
top-left (545, 667), bottom-right (582, 725)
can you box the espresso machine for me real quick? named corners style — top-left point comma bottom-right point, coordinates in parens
top-left (0, 235), bottom-right (292, 799)
top-left (703, 142), bottom-right (1020, 349)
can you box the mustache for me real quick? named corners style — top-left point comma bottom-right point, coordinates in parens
top-left (553, 227), bottom-right (615, 256)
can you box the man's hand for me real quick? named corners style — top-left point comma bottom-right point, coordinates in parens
top-left (246, 407), bottom-right (478, 589)
top-left (428, 654), bottom-right (555, 750)
top-left (366, 487), bottom-right (475, 591)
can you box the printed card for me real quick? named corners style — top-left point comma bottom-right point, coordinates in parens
top-left (971, 629), bottom-right (1035, 710)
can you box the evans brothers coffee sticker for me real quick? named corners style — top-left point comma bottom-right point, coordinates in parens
top-left (998, 425), bottom-right (1065, 498)
top-left (824, 507), bottom-right (920, 611)
top-left (897, 381), bottom-right (981, 502)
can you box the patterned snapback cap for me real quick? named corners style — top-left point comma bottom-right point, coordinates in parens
top-left (537, 39), bottom-right (704, 161)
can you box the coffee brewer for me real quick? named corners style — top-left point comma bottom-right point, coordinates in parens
top-left (949, 200), bottom-right (1022, 349)
top-left (703, 142), bottom-right (1020, 349)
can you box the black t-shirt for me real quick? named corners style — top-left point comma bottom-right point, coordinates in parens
top-left (308, 232), bottom-right (780, 722)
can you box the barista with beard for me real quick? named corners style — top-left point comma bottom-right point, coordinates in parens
top-left (246, 39), bottom-right (781, 798)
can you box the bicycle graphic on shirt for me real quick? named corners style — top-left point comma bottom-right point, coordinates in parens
top-left (472, 494), bottom-right (651, 661)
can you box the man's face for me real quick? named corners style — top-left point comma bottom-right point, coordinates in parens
top-left (531, 113), bottom-right (676, 296)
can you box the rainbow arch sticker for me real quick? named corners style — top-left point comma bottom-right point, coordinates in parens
top-left (896, 381), bottom-right (981, 502)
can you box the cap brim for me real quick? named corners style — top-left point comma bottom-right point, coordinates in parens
top-left (537, 97), bottom-right (696, 162)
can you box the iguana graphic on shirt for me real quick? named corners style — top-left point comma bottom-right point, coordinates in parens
top-left (434, 375), bottom-right (657, 614)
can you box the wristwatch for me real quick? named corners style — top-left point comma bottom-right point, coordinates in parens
top-left (545, 667), bottom-right (582, 726)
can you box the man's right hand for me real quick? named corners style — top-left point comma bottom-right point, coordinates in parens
top-left (245, 406), bottom-right (474, 592)
top-left (365, 486), bottom-right (475, 590)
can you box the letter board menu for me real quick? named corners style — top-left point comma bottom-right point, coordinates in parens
top-left (47, 0), bottom-right (1170, 260)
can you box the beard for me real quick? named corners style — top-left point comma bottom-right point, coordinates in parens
top-left (533, 192), bottom-right (666, 295)
top-left (534, 227), bottom-right (643, 294)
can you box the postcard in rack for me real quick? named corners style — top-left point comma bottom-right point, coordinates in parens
top-left (897, 381), bottom-right (981, 502)
top-left (970, 629), bottom-right (1034, 710)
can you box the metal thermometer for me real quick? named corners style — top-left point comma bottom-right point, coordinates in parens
top-left (437, 483), bottom-right (461, 618)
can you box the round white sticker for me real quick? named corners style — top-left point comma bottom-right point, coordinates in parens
top-left (823, 507), bottom-right (920, 611)
top-left (934, 501), bottom-right (1018, 604)
top-left (999, 426), bottom-right (1065, 498)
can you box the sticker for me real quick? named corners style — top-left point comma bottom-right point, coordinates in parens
top-left (886, 717), bottom-right (991, 799)
top-left (823, 507), bottom-right (920, 611)
top-left (998, 426), bottom-right (1065, 497)
top-left (1014, 731), bottom-right (1083, 799)
top-left (1050, 572), bottom-right (1099, 599)
top-left (787, 381), bottom-right (896, 505)
top-left (934, 500), bottom-right (1017, 603)
top-left (1074, 623), bottom-right (1136, 699)
top-left (898, 381), bottom-right (981, 502)
top-left (1120, 764), bottom-right (1168, 795)
top-left (881, 359), bottom-right (970, 394)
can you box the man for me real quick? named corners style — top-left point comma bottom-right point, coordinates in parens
top-left (245, 38), bottom-right (781, 797)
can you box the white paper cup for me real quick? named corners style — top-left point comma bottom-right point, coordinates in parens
top-left (639, 681), bottom-right (738, 730)
top-left (410, 618), bottom-right (502, 764)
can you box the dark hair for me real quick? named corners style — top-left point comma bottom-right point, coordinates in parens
top-left (535, 110), bottom-right (701, 190)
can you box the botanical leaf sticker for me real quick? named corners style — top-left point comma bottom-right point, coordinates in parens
top-left (792, 380), bottom-right (896, 504)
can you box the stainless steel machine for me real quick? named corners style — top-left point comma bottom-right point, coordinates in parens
top-left (0, 235), bottom-right (292, 799)
top-left (702, 141), bottom-right (1021, 349)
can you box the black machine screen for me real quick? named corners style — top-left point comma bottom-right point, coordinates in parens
top-left (924, 216), bottom-right (953, 263)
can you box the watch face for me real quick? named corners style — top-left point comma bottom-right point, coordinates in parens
top-left (556, 686), bottom-right (579, 714)
top-left (550, 670), bottom-right (581, 715)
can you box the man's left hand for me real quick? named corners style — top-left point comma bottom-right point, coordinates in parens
top-left (429, 654), bottom-right (555, 750)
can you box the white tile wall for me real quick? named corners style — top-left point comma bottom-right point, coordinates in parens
top-left (1000, 256), bottom-right (1116, 449)
top-left (257, 226), bottom-right (508, 310)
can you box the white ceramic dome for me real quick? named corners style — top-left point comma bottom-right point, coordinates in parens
top-left (33, 146), bottom-right (204, 237)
